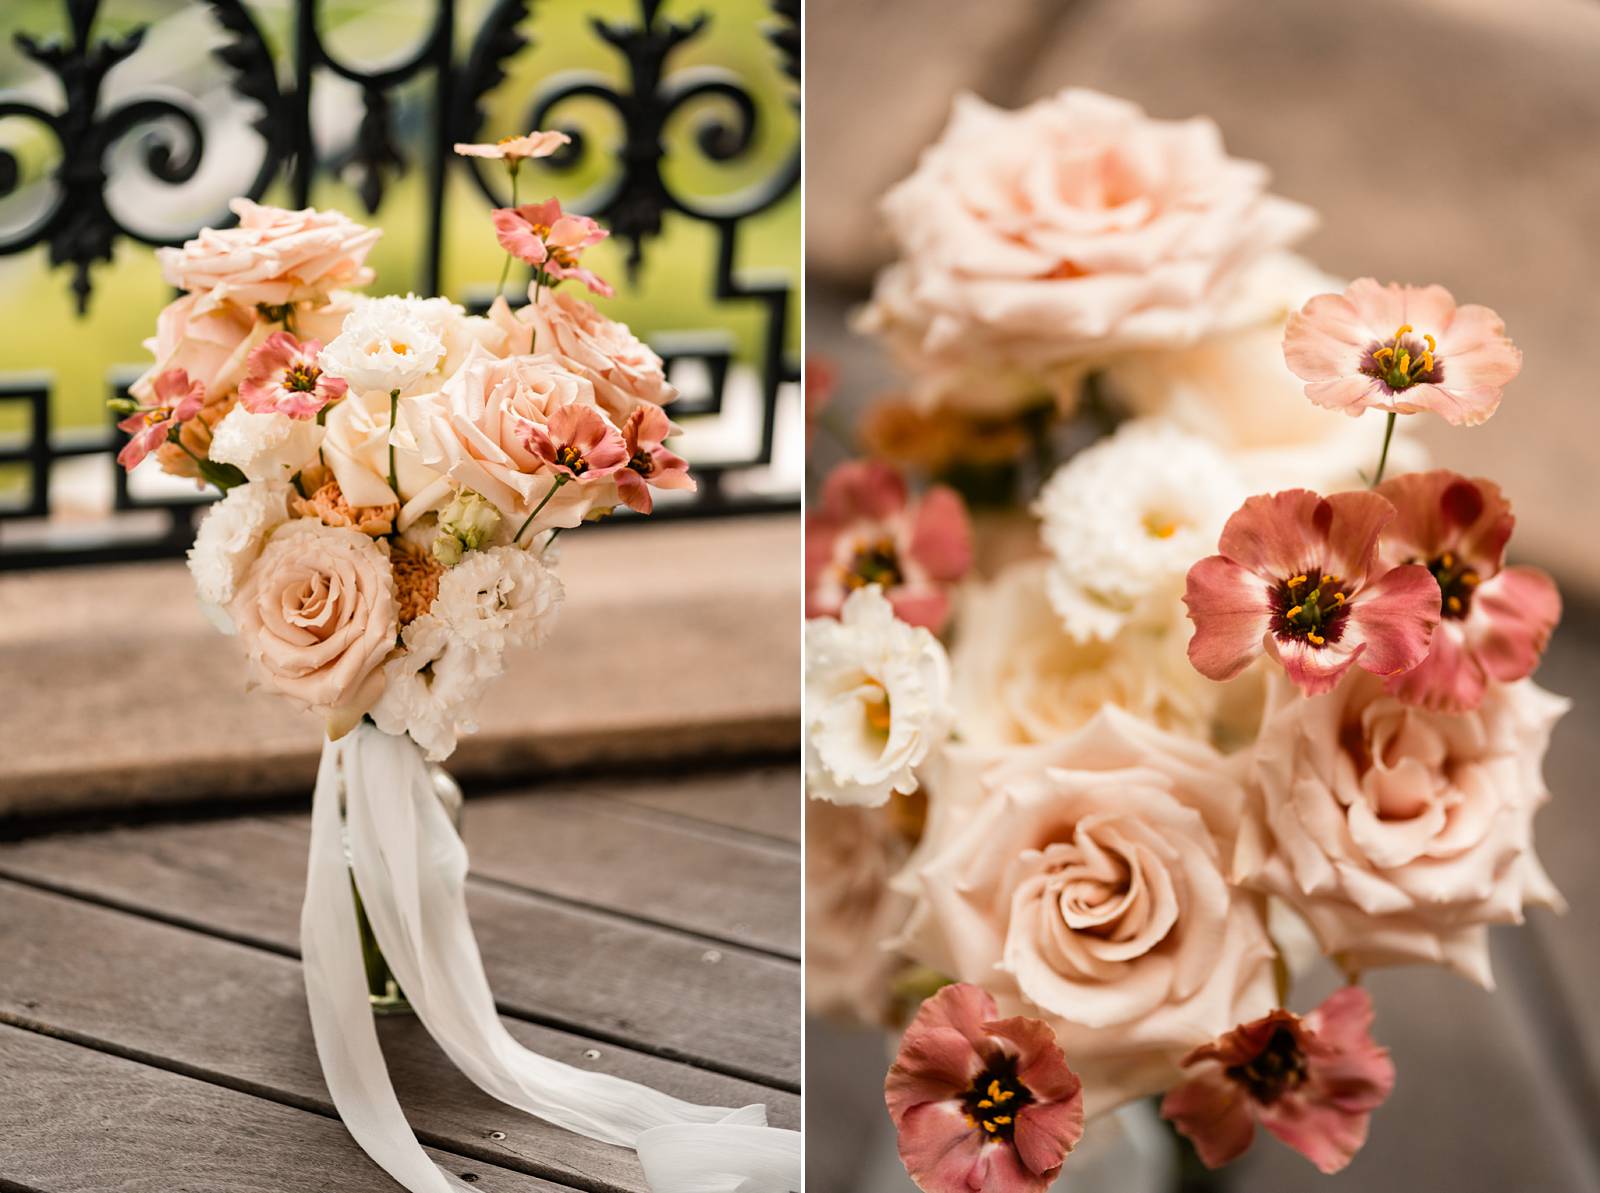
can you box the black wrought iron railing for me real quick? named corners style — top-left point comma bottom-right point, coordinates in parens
top-left (0, 0), bottom-right (800, 569)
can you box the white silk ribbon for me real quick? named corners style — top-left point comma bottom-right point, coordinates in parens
top-left (302, 724), bottom-right (801, 1192)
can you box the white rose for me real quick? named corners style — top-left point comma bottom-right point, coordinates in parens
top-left (320, 296), bottom-right (446, 396)
top-left (1035, 420), bottom-right (1244, 641)
top-left (208, 405), bottom-right (324, 483)
top-left (805, 585), bottom-right (952, 807)
top-left (320, 387), bottom-right (441, 509)
top-left (186, 479), bottom-right (291, 631)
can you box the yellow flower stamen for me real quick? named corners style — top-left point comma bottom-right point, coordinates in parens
top-left (1288, 575), bottom-right (1307, 588)
top-left (993, 1116), bottom-right (1013, 1126)
top-left (1307, 631), bottom-right (1325, 645)
top-left (1447, 595), bottom-right (1463, 613)
top-left (1286, 605), bottom-right (1304, 619)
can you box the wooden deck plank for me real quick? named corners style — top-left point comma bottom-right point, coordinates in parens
top-left (593, 767), bottom-right (801, 845)
top-left (0, 1024), bottom-right (574, 1193)
top-left (0, 814), bottom-right (799, 1089)
top-left (459, 790), bottom-right (799, 957)
top-left (0, 880), bottom-right (795, 1193)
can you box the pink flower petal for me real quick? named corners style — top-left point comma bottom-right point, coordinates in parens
top-left (1346, 563), bottom-right (1440, 679)
top-left (909, 485), bottom-right (973, 583)
top-left (1471, 565), bottom-right (1561, 683)
top-left (1161, 1068), bottom-right (1259, 1169)
top-left (820, 459), bottom-right (908, 522)
top-left (1183, 554), bottom-right (1271, 682)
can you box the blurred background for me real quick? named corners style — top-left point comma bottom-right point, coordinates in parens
top-left (0, 0), bottom-right (799, 565)
top-left (805, 0), bottom-right (1600, 1190)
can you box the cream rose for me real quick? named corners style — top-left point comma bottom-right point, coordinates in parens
top-left (899, 707), bottom-right (1276, 1117)
top-left (950, 560), bottom-right (1220, 748)
top-left (858, 89), bottom-right (1316, 414)
top-left (158, 199), bottom-right (380, 315)
top-left (805, 585), bottom-right (953, 808)
top-left (505, 289), bottom-right (676, 422)
top-left (408, 346), bottom-right (619, 533)
top-left (321, 388), bottom-right (440, 509)
top-left (229, 520), bottom-right (398, 732)
top-left (1237, 673), bottom-right (1568, 988)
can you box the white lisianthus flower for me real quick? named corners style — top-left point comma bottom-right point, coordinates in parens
top-left (433, 545), bottom-right (563, 656)
top-left (805, 585), bottom-right (952, 808)
top-left (208, 405), bottom-right (325, 483)
top-left (186, 479), bottom-right (291, 632)
top-left (320, 295), bottom-right (446, 396)
top-left (370, 614), bottom-right (492, 761)
top-left (1035, 419), bottom-right (1244, 641)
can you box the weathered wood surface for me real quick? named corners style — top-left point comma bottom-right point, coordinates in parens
top-left (0, 516), bottom-right (800, 816)
top-left (0, 766), bottom-right (799, 1193)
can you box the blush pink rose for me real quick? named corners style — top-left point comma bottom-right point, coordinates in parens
top-left (158, 198), bottom-right (380, 315)
top-left (497, 289), bottom-right (677, 423)
top-left (408, 345), bottom-right (621, 536)
top-left (886, 983), bottom-right (1085, 1193)
top-left (132, 293), bottom-right (263, 406)
top-left (1161, 987), bottom-right (1395, 1174)
top-left (1283, 279), bottom-right (1521, 426)
top-left (859, 89), bottom-right (1316, 413)
top-left (806, 460), bottom-right (972, 633)
top-left (228, 520), bottom-right (398, 733)
top-left (899, 706), bottom-right (1277, 1117)
top-left (1184, 489), bottom-right (1441, 696)
top-left (1375, 470), bottom-right (1560, 712)
top-left (1236, 671), bottom-right (1568, 987)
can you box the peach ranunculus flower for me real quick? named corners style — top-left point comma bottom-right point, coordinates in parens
top-left (858, 89), bottom-right (1316, 414)
top-left (1375, 470), bottom-right (1560, 713)
top-left (158, 198), bottom-right (380, 316)
top-left (1282, 279), bottom-right (1521, 427)
top-left (898, 706), bottom-right (1277, 1117)
top-left (1237, 671), bottom-right (1567, 987)
top-left (228, 520), bottom-right (399, 735)
top-left (886, 983), bottom-right (1085, 1193)
top-left (497, 288), bottom-right (677, 423)
top-left (407, 345), bottom-right (622, 538)
top-left (1184, 489), bottom-right (1441, 696)
top-left (1161, 987), bottom-right (1395, 1174)
top-left (132, 293), bottom-right (263, 405)
top-left (452, 130), bottom-right (570, 162)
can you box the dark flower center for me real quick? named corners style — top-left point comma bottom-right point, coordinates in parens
top-left (961, 1054), bottom-right (1034, 1142)
top-left (1360, 323), bottom-right (1444, 393)
top-left (556, 445), bottom-right (588, 475)
top-left (1424, 550), bottom-right (1480, 620)
top-left (284, 363), bottom-right (322, 392)
top-left (629, 449), bottom-right (655, 476)
top-left (843, 536), bottom-right (903, 592)
top-left (1269, 569), bottom-right (1350, 650)
top-left (1226, 1024), bottom-right (1309, 1106)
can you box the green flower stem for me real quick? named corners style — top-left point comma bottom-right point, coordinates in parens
top-left (1371, 412), bottom-right (1397, 487)
top-left (387, 388), bottom-right (401, 497)
top-left (514, 475), bottom-right (567, 545)
top-left (495, 161), bottom-right (521, 300)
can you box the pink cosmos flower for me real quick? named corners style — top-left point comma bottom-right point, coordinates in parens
top-left (453, 130), bottom-right (570, 162)
top-left (522, 403), bottom-right (627, 482)
top-left (1184, 488), bottom-right (1441, 695)
top-left (1283, 279), bottom-right (1521, 426)
top-left (491, 199), bottom-right (613, 297)
top-left (615, 405), bottom-right (694, 514)
top-left (237, 331), bottom-right (347, 419)
top-left (1375, 470), bottom-right (1561, 712)
top-left (886, 983), bottom-right (1084, 1193)
top-left (806, 460), bottom-right (972, 632)
top-left (117, 368), bottom-right (205, 469)
top-left (1161, 986), bottom-right (1395, 1174)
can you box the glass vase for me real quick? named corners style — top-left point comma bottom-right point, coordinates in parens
top-left (341, 758), bottom-right (464, 1015)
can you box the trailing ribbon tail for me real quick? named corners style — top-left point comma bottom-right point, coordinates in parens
top-left (302, 724), bottom-right (801, 1193)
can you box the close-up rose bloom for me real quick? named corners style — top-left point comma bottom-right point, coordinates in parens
top-left (899, 706), bottom-right (1277, 1116)
top-left (1236, 670), bottom-right (1568, 986)
top-left (227, 520), bottom-right (399, 733)
top-left (858, 87), bottom-right (1316, 413)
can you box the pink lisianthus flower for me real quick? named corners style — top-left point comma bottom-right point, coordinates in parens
top-left (1375, 470), bottom-right (1561, 712)
top-left (491, 199), bottom-right (613, 297)
top-left (1283, 278), bottom-right (1521, 426)
top-left (886, 983), bottom-right (1084, 1193)
top-left (1184, 488), bottom-right (1440, 695)
top-left (237, 331), bottom-right (347, 419)
top-left (117, 368), bottom-right (206, 469)
top-left (452, 130), bottom-right (570, 161)
top-left (615, 405), bottom-right (694, 514)
top-left (1161, 986), bottom-right (1395, 1174)
top-left (522, 403), bottom-right (627, 482)
top-left (806, 460), bottom-right (972, 632)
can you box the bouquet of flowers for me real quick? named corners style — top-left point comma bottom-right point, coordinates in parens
top-left (804, 88), bottom-right (1566, 1191)
top-left (117, 131), bottom-right (795, 1193)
